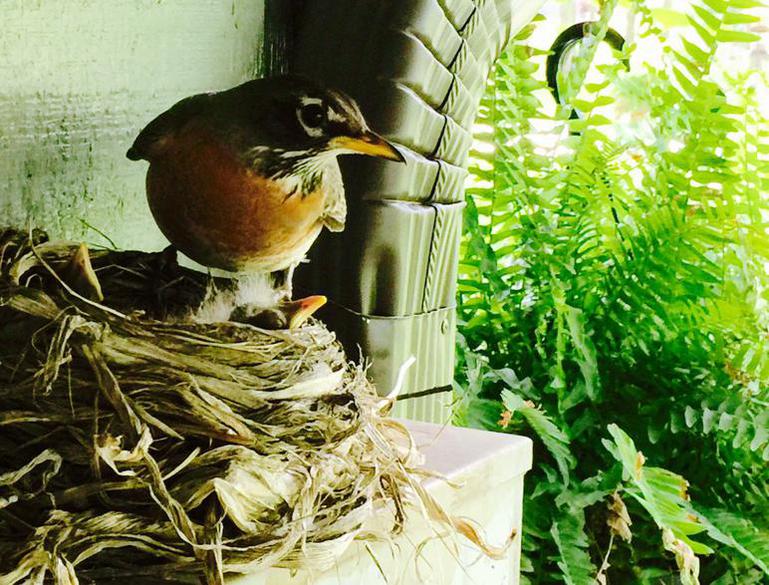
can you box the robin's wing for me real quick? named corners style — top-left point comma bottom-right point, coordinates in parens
top-left (126, 93), bottom-right (212, 161)
top-left (321, 163), bottom-right (346, 232)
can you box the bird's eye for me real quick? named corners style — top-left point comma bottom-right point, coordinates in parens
top-left (298, 103), bottom-right (326, 130)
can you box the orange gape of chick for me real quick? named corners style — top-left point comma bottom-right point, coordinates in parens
top-left (128, 75), bottom-right (404, 308)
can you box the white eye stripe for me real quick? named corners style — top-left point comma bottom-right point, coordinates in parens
top-left (299, 96), bottom-right (323, 107)
top-left (299, 121), bottom-right (323, 138)
top-left (327, 107), bottom-right (345, 123)
top-left (328, 90), bottom-right (363, 122)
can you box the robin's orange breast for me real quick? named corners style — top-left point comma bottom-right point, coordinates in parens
top-left (146, 124), bottom-right (327, 273)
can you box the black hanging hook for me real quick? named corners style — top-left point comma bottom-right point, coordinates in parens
top-left (546, 22), bottom-right (633, 255)
top-left (546, 22), bottom-right (629, 123)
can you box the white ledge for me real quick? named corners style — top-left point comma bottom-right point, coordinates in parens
top-left (231, 421), bottom-right (533, 585)
top-left (408, 419), bottom-right (533, 481)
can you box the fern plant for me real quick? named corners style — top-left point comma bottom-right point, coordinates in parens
top-left (455, 1), bottom-right (769, 583)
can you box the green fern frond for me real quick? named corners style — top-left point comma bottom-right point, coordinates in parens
top-left (604, 424), bottom-right (712, 554)
top-left (502, 390), bottom-right (575, 482)
top-left (551, 508), bottom-right (598, 585)
top-left (456, 0), bottom-right (769, 581)
top-left (698, 507), bottom-right (769, 575)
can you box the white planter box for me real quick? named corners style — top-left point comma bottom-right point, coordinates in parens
top-left (230, 421), bottom-right (532, 585)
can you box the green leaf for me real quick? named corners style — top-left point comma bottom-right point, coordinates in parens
top-left (651, 8), bottom-right (690, 28)
top-left (551, 508), bottom-right (598, 585)
top-left (456, 1), bottom-right (769, 579)
top-left (681, 38), bottom-right (709, 63)
top-left (716, 30), bottom-right (762, 43)
top-left (723, 0), bottom-right (765, 8)
top-left (700, 0), bottom-right (730, 11)
top-left (723, 12), bottom-right (761, 25)
top-left (604, 425), bottom-right (712, 554)
top-left (502, 391), bottom-right (575, 482)
top-left (697, 507), bottom-right (769, 575)
top-left (564, 306), bottom-right (600, 401)
top-left (692, 5), bottom-right (720, 31)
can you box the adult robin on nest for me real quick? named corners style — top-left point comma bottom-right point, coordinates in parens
top-left (128, 75), bottom-right (404, 327)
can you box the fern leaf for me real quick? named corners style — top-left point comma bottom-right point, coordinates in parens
top-left (551, 508), bottom-right (598, 585)
top-left (697, 507), bottom-right (769, 575)
top-left (604, 424), bottom-right (712, 554)
top-left (502, 390), bottom-right (575, 483)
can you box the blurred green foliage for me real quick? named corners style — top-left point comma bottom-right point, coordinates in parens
top-left (455, 1), bottom-right (769, 583)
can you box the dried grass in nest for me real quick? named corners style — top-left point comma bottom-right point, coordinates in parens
top-left (0, 229), bottom-right (505, 585)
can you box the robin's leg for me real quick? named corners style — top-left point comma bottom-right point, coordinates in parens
top-left (272, 264), bottom-right (296, 301)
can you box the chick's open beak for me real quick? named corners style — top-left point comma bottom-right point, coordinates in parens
top-left (330, 131), bottom-right (406, 163)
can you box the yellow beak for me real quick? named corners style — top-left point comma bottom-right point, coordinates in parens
top-left (330, 132), bottom-right (406, 162)
top-left (284, 295), bottom-right (328, 329)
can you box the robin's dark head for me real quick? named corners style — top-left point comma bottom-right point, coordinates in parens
top-left (226, 76), bottom-right (405, 166)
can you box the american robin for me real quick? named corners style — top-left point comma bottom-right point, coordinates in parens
top-left (127, 75), bottom-right (404, 322)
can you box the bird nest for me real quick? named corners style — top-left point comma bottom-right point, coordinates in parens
top-left (0, 229), bottom-right (500, 584)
